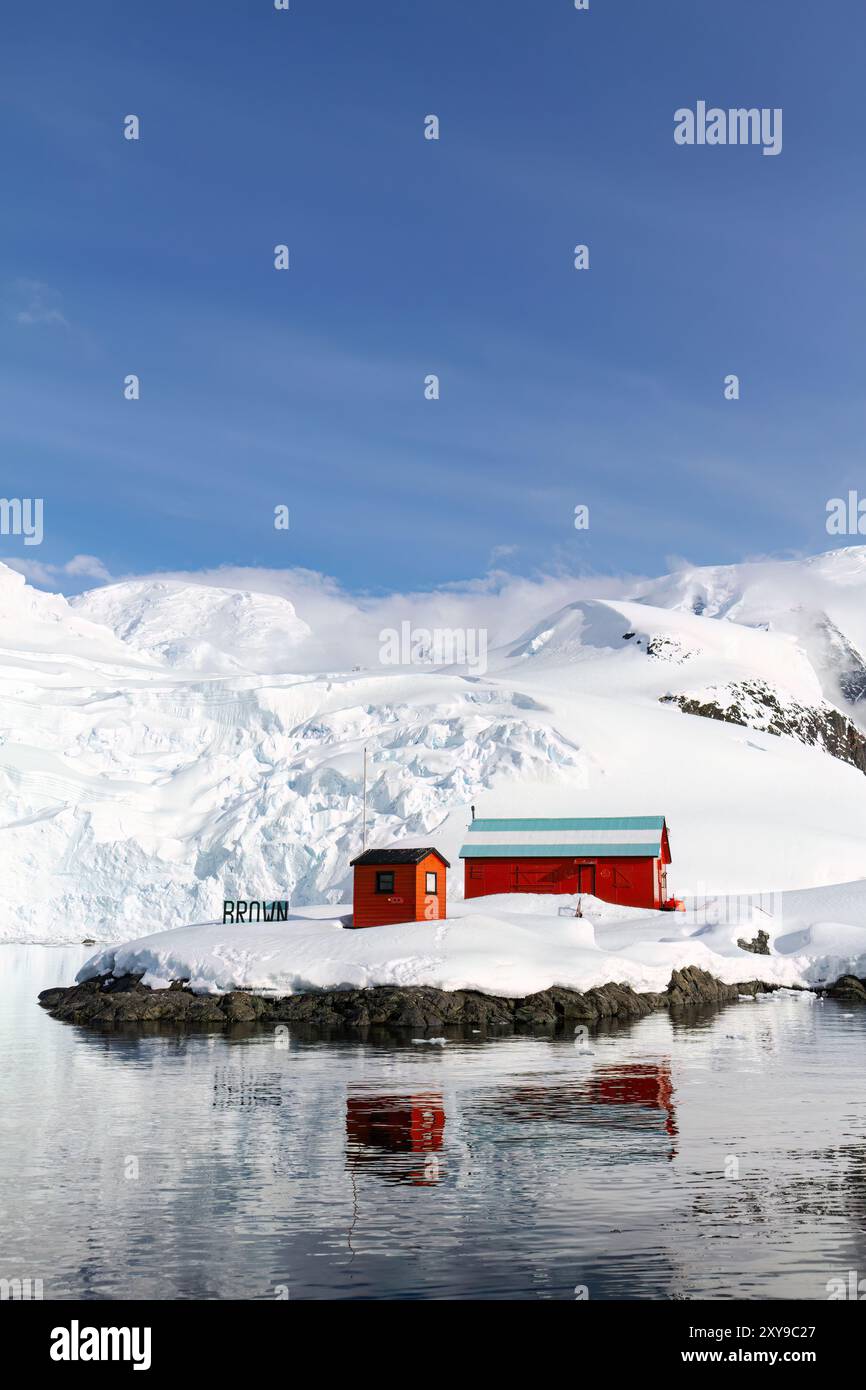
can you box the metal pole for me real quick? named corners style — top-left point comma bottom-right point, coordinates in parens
top-left (362, 746), bottom-right (368, 851)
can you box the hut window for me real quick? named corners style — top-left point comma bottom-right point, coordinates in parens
top-left (425, 871), bottom-right (437, 894)
top-left (376, 871), bottom-right (394, 893)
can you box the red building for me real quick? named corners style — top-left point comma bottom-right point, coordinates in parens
top-left (460, 816), bottom-right (671, 910)
top-left (349, 847), bottom-right (449, 928)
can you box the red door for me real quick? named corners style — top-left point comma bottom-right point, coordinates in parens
top-left (578, 863), bottom-right (596, 895)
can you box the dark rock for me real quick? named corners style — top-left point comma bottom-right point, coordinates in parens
top-left (736, 929), bottom-right (771, 955)
top-left (221, 991), bottom-right (268, 1023)
top-left (824, 974), bottom-right (866, 1002)
top-left (666, 966), bottom-right (740, 1008)
top-left (275, 986), bottom-right (514, 1030)
top-left (735, 980), bottom-right (776, 997)
top-left (660, 681), bottom-right (866, 775)
top-left (37, 966), bottom-right (812, 1034)
top-left (37, 987), bottom-right (68, 1009)
top-left (515, 982), bottom-right (664, 1028)
top-left (37, 978), bottom-right (517, 1032)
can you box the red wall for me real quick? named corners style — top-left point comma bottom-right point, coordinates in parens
top-left (463, 856), bottom-right (661, 909)
top-left (411, 858), bottom-right (446, 923)
top-left (352, 854), bottom-right (447, 928)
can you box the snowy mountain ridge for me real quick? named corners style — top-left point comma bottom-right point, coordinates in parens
top-left (2, 549), bottom-right (866, 943)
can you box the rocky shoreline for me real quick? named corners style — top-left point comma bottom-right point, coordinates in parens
top-left (35, 965), bottom-right (854, 1033)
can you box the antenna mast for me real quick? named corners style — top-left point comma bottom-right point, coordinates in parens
top-left (362, 746), bottom-right (368, 851)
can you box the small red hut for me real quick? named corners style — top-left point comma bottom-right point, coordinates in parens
top-left (460, 816), bottom-right (671, 910)
top-left (349, 847), bottom-right (449, 928)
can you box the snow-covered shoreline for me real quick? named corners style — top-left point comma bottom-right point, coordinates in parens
top-left (72, 884), bottom-right (866, 1000)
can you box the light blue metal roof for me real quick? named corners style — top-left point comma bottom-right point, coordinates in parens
top-left (467, 817), bottom-right (665, 832)
top-left (459, 816), bottom-right (667, 860)
top-left (459, 842), bottom-right (663, 858)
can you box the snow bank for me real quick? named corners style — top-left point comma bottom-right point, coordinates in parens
top-left (77, 886), bottom-right (866, 999)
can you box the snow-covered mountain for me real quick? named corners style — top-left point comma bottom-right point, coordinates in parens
top-left (632, 547), bottom-right (866, 713)
top-left (3, 550), bottom-right (866, 943)
top-left (74, 577), bottom-right (312, 673)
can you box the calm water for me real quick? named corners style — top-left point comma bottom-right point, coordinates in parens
top-left (2, 945), bottom-right (866, 1300)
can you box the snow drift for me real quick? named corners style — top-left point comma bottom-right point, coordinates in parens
top-left (76, 881), bottom-right (866, 999)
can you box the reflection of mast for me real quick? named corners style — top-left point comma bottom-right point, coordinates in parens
top-left (347, 1165), bottom-right (359, 1259)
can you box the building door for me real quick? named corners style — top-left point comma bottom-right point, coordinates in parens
top-left (578, 863), bottom-right (596, 895)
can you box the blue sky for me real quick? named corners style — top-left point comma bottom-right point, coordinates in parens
top-left (1, 0), bottom-right (864, 594)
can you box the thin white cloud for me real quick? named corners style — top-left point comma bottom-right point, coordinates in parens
top-left (3, 554), bottom-right (112, 586)
top-left (63, 553), bottom-right (112, 581)
top-left (3, 557), bottom-right (59, 585)
top-left (11, 278), bottom-right (68, 328)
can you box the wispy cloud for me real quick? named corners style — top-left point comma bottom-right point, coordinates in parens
top-left (10, 279), bottom-right (68, 328)
top-left (489, 544), bottom-right (519, 564)
top-left (3, 557), bottom-right (58, 586)
top-left (5, 553), bottom-right (112, 586)
top-left (63, 553), bottom-right (112, 581)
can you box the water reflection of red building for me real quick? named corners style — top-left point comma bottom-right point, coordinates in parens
top-left (589, 1063), bottom-right (677, 1141)
top-left (487, 1062), bottom-right (678, 1158)
top-left (346, 1093), bottom-right (445, 1186)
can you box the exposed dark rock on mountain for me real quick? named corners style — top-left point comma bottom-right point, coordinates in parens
top-left (660, 679), bottom-right (866, 774)
top-left (838, 669), bottom-right (866, 704)
top-left (737, 930), bottom-right (771, 955)
top-left (38, 966), bottom-right (776, 1033)
top-left (646, 636), bottom-right (695, 663)
top-left (808, 613), bottom-right (866, 706)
